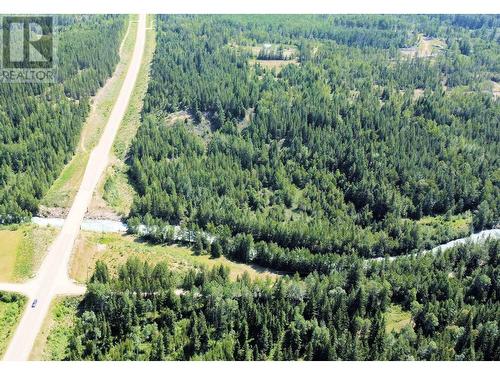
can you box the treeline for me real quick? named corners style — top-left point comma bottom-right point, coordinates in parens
top-left (66, 240), bottom-right (500, 360)
top-left (128, 15), bottom-right (499, 265)
top-left (206, 15), bottom-right (413, 49)
top-left (0, 15), bottom-right (127, 223)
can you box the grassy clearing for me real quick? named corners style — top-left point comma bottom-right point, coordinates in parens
top-left (97, 15), bottom-right (157, 217)
top-left (101, 164), bottom-right (137, 216)
top-left (400, 34), bottom-right (446, 59)
top-left (40, 153), bottom-right (90, 209)
top-left (230, 42), bottom-right (300, 74)
top-left (417, 35), bottom-right (446, 57)
top-left (385, 304), bottom-right (412, 334)
top-left (30, 296), bottom-right (79, 361)
top-left (0, 225), bottom-right (59, 282)
top-left (0, 230), bottom-right (22, 282)
top-left (417, 213), bottom-right (471, 232)
top-left (42, 15), bottom-right (138, 209)
top-left (415, 212), bottom-right (472, 249)
top-left (69, 231), bottom-right (281, 284)
top-left (0, 292), bottom-right (27, 359)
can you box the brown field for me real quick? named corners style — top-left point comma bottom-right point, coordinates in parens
top-left (0, 225), bottom-right (59, 282)
top-left (0, 230), bottom-right (23, 282)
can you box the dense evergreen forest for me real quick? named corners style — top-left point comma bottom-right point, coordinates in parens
top-left (119, 17), bottom-right (500, 361)
top-left (128, 15), bottom-right (499, 265)
top-left (67, 239), bottom-right (500, 360)
top-left (0, 15), bottom-right (127, 223)
top-left (2, 14), bottom-right (498, 362)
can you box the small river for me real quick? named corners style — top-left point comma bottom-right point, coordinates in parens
top-left (32, 217), bottom-right (499, 258)
top-left (32, 217), bottom-right (128, 233)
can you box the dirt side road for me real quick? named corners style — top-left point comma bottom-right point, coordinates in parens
top-left (2, 14), bottom-right (147, 361)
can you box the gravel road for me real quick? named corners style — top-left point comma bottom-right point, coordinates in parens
top-left (1, 14), bottom-right (146, 361)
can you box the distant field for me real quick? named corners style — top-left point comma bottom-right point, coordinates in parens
top-left (400, 34), bottom-right (446, 59)
top-left (230, 42), bottom-right (300, 73)
top-left (0, 292), bottom-right (26, 358)
top-left (69, 231), bottom-right (281, 284)
top-left (250, 58), bottom-right (299, 72)
top-left (0, 225), bottom-right (59, 282)
top-left (42, 15), bottom-right (138, 210)
top-left (30, 297), bottom-right (79, 361)
top-left (418, 35), bottom-right (446, 57)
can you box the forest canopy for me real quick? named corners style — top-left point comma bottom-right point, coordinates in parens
top-left (0, 15), bottom-right (127, 223)
top-left (1, 14), bottom-right (498, 363)
top-left (128, 15), bottom-right (499, 268)
top-left (68, 240), bottom-right (500, 360)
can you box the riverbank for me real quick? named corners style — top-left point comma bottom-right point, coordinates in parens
top-left (31, 216), bottom-right (500, 259)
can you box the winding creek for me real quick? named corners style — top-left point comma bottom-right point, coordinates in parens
top-left (31, 216), bottom-right (500, 260)
top-left (373, 228), bottom-right (500, 262)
